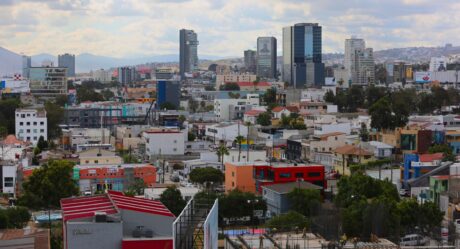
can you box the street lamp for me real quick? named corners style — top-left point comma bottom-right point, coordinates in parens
top-left (247, 199), bottom-right (259, 234)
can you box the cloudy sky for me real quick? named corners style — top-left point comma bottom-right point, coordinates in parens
top-left (0, 0), bottom-right (459, 58)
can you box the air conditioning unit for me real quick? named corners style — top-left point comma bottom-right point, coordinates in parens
top-left (144, 229), bottom-right (153, 238)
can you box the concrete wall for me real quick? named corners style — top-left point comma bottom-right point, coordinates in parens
top-left (66, 221), bottom-right (122, 249)
top-left (120, 209), bottom-right (175, 237)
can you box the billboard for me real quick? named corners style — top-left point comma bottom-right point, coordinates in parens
top-left (414, 72), bottom-right (431, 83)
top-left (203, 199), bottom-right (218, 249)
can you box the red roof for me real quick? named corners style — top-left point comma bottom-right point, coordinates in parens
top-left (244, 109), bottom-right (264, 116)
top-left (236, 82), bottom-right (271, 87)
top-left (60, 191), bottom-right (174, 222)
top-left (3, 135), bottom-right (26, 146)
top-left (419, 153), bottom-right (444, 162)
top-left (271, 106), bottom-right (286, 113)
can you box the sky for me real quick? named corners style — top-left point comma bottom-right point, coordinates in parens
top-left (0, 0), bottom-right (459, 58)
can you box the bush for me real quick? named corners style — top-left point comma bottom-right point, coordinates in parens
top-left (266, 211), bottom-right (309, 232)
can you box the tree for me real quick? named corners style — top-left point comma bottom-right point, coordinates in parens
top-left (159, 186), bottom-right (186, 216)
top-left (265, 211), bottom-right (309, 232)
top-left (127, 178), bottom-right (146, 195)
top-left (256, 112), bottom-right (272, 126)
top-left (359, 123), bottom-right (369, 142)
top-left (204, 85), bottom-right (216, 91)
top-left (122, 153), bottom-right (139, 163)
top-left (287, 188), bottom-right (321, 217)
top-left (188, 132), bottom-right (196, 141)
top-left (2, 206), bottom-right (31, 228)
top-left (366, 85), bottom-right (386, 108)
top-left (234, 135), bottom-right (244, 162)
top-left (369, 97), bottom-right (395, 131)
top-left (189, 167), bottom-right (224, 185)
top-left (263, 88), bottom-right (277, 105)
top-left (428, 144), bottom-right (456, 161)
top-left (0, 126), bottom-right (8, 139)
top-left (101, 89), bottom-right (115, 101)
top-left (189, 99), bottom-right (199, 112)
top-left (219, 190), bottom-right (266, 221)
top-left (76, 85), bottom-right (104, 103)
top-left (54, 95), bottom-right (68, 107)
top-left (0, 98), bottom-right (21, 134)
top-left (324, 90), bottom-right (335, 103)
top-left (160, 102), bottom-right (177, 110)
top-left (45, 101), bottom-right (64, 139)
top-left (216, 144), bottom-right (229, 169)
top-left (18, 160), bottom-right (79, 209)
top-left (398, 198), bottom-right (443, 236)
top-left (220, 83), bottom-right (240, 91)
top-left (346, 86), bottom-right (365, 112)
top-left (37, 136), bottom-right (48, 151)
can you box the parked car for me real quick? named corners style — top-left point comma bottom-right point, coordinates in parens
top-left (399, 188), bottom-right (410, 197)
top-left (400, 234), bottom-right (427, 246)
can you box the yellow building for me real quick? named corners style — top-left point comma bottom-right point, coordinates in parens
top-left (79, 148), bottom-right (123, 165)
top-left (334, 144), bottom-right (374, 175)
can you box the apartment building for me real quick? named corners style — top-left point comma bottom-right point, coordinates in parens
top-left (15, 109), bottom-right (47, 144)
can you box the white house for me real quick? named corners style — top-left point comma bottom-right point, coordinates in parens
top-left (2, 164), bottom-right (17, 197)
top-left (243, 109), bottom-right (264, 124)
top-left (314, 122), bottom-right (351, 135)
top-left (205, 122), bottom-right (248, 143)
top-left (143, 127), bottom-right (187, 157)
top-left (214, 94), bottom-right (260, 121)
top-left (15, 109), bottom-right (47, 144)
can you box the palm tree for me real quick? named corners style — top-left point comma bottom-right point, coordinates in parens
top-left (245, 122), bottom-right (252, 161)
top-left (234, 135), bottom-right (244, 162)
top-left (216, 144), bottom-right (229, 170)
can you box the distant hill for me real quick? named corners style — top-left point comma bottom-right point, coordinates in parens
top-left (0, 47), bottom-right (225, 75)
top-left (2, 44), bottom-right (460, 75)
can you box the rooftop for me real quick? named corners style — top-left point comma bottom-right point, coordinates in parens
top-left (60, 190), bottom-right (174, 222)
top-left (419, 153), bottom-right (444, 162)
top-left (0, 228), bottom-right (50, 249)
top-left (334, 144), bottom-right (373, 156)
top-left (262, 181), bottom-right (322, 194)
top-left (244, 109), bottom-right (264, 116)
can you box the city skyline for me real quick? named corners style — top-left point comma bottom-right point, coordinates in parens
top-left (0, 0), bottom-right (459, 58)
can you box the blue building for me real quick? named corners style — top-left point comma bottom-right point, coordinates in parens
top-left (262, 181), bottom-right (322, 217)
top-left (282, 23), bottom-right (325, 88)
top-left (156, 80), bottom-right (180, 110)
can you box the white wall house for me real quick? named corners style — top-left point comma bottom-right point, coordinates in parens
top-left (143, 128), bottom-right (186, 157)
top-left (2, 164), bottom-right (17, 197)
top-left (15, 109), bottom-right (47, 144)
top-left (205, 123), bottom-right (248, 143)
top-left (214, 95), bottom-right (260, 121)
top-left (314, 122), bottom-right (351, 135)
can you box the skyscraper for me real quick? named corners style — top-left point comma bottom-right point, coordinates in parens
top-left (256, 37), bottom-right (277, 79)
top-left (58, 53), bottom-right (76, 77)
top-left (179, 29), bottom-right (199, 80)
top-left (117, 67), bottom-right (137, 85)
top-left (282, 23), bottom-right (324, 88)
top-left (244, 50), bottom-right (256, 73)
top-left (344, 37), bottom-right (375, 85)
top-left (22, 55), bottom-right (31, 79)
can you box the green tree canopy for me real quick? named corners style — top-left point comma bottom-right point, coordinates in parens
top-left (37, 136), bottom-right (48, 151)
top-left (428, 144), bottom-right (456, 162)
top-left (18, 160), bottom-right (79, 209)
top-left (1, 206), bottom-right (31, 229)
top-left (160, 186), bottom-right (186, 216)
top-left (266, 211), bottom-right (309, 232)
top-left (219, 190), bottom-right (266, 220)
top-left (189, 167), bottom-right (224, 185)
top-left (76, 85), bottom-right (104, 103)
top-left (324, 90), bottom-right (335, 103)
top-left (287, 188), bottom-right (321, 217)
top-left (220, 83), bottom-right (240, 91)
top-left (0, 98), bottom-right (21, 134)
top-left (256, 112), bottom-right (272, 126)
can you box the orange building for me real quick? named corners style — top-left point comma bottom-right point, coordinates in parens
top-left (225, 162), bottom-right (256, 193)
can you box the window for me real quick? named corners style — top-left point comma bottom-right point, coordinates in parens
top-left (232, 172), bottom-right (235, 177)
top-left (19, 122), bottom-right (23, 126)
top-left (85, 160), bottom-right (89, 164)
top-left (4, 177), bottom-right (14, 187)
top-left (94, 160), bottom-right (99, 164)
top-left (33, 122), bottom-right (37, 125)
top-left (26, 129), bottom-right (30, 133)
top-left (173, 148), bottom-right (177, 152)
top-left (40, 129), bottom-right (44, 132)
top-left (232, 182), bottom-right (235, 187)
top-left (33, 129), bottom-right (37, 133)
top-left (279, 173), bottom-right (291, 178)
top-left (33, 137), bottom-right (37, 141)
top-left (27, 114), bottom-right (30, 117)
top-left (308, 172), bottom-right (321, 177)
top-left (26, 122), bottom-right (30, 125)
top-left (40, 122), bottom-right (44, 125)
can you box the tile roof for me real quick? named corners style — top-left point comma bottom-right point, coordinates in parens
top-left (334, 144), bottom-right (373, 156)
top-left (3, 135), bottom-right (26, 146)
top-left (419, 152), bottom-right (444, 162)
top-left (244, 109), bottom-right (264, 116)
top-left (60, 191), bottom-right (174, 222)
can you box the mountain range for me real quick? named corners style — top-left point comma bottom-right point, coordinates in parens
top-left (2, 44), bottom-right (460, 76)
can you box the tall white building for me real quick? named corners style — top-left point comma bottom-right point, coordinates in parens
top-left (214, 94), bottom-right (260, 121)
top-left (344, 37), bottom-right (375, 85)
top-left (429, 57), bottom-right (447, 72)
top-left (15, 109), bottom-right (47, 144)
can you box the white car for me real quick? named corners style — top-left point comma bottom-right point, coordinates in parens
top-left (400, 234), bottom-right (427, 246)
